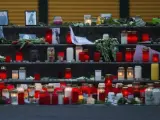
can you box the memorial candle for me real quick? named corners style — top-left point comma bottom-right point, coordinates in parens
top-left (125, 48), bottom-right (133, 62)
top-left (118, 67), bottom-right (125, 80)
top-left (134, 66), bottom-right (142, 80)
top-left (52, 93), bottom-right (58, 105)
top-left (66, 32), bottom-right (72, 44)
top-left (5, 56), bottom-right (11, 63)
top-left (65, 68), bottom-right (72, 79)
top-left (34, 73), bottom-right (40, 80)
top-left (94, 52), bottom-right (100, 62)
top-left (16, 51), bottom-right (23, 62)
top-left (63, 97), bottom-right (69, 105)
top-left (12, 70), bottom-right (18, 80)
top-left (10, 90), bottom-right (18, 105)
top-left (142, 47), bottom-right (149, 62)
top-left (127, 67), bottom-right (134, 80)
top-left (75, 46), bottom-right (83, 61)
top-left (152, 53), bottom-right (159, 62)
top-left (18, 92), bottom-right (24, 105)
top-left (79, 52), bottom-right (85, 62)
top-left (0, 66), bottom-right (7, 80)
top-left (116, 52), bottom-right (123, 62)
top-left (151, 63), bottom-right (159, 80)
top-left (71, 87), bottom-right (79, 104)
top-left (64, 85), bottom-right (72, 102)
top-left (19, 67), bottom-right (26, 80)
top-left (66, 47), bottom-right (74, 62)
top-left (142, 33), bottom-right (149, 42)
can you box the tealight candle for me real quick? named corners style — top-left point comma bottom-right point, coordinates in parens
top-left (127, 67), bottom-right (134, 80)
top-left (118, 67), bottom-right (125, 80)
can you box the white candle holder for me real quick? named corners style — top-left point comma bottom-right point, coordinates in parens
top-left (10, 90), bottom-right (18, 105)
top-left (118, 67), bottom-right (125, 80)
top-left (12, 70), bottom-right (19, 80)
top-left (127, 67), bottom-right (134, 80)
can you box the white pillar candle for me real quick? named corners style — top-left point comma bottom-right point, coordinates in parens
top-left (121, 31), bottom-right (127, 44)
top-left (134, 66), bottom-right (142, 80)
top-left (66, 47), bottom-right (74, 62)
top-left (95, 70), bottom-right (101, 81)
top-left (64, 87), bottom-right (72, 101)
top-left (58, 93), bottom-right (64, 105)
top-left (75, 46), bottom-right (83, 61)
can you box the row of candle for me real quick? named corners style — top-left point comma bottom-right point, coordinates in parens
top-left (1, 81), bottom-right (160, 105)
top-left (116, 47), bottom-right (159, 62)
top-left (121, 31), bottom-right (150, 44)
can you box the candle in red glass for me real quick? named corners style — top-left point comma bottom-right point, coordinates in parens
top-left (152, 53), bottom-right (159, 62)
top-left (66, 32), bottom-right (72, 44)
top-left (71, 88), bottom-right (79, 104)
top-left (79, 52), bottom-right (85, 62)
top-left (0, 66), bottom-right (7, 80)
top-left (116, 52), bottom-right (122, 62)
top-left (83, 49), bottom-right (90, 61)
top-left (127, 85), bottom-right (133, 94)
top-left (142, 47), bottom-right (149, 62)
top-left (18, 92), bottom-right (24, 105)
top-left (39, 92), bottom-right (50, 105)
top-left (122, 87), bottom-right (129, 97)
top-left (34, 73), bottom-right (40, 80)
top-left (127, 31), bottom-right (138, 44)
top-left (142, 33), bottom-right (149, 42)
top-left (105, 74), bottom-right (112, 88)
top-left (99, 92), bottom-right (105, 101)
top-left (58, 52), bottom-right (64, 61)
top-left (65, 68), bottom-right (72, 79)
top-left (94, 52), bottom-right (100, 62)
top-left (0, 83), bottom-right (5, 97)
top-left (133, 83), bottom-right (140, 98)
top-left (63, 97), bottom-right (69, 105)
top-left (45, 29), bottom-right (52, 44)
top-left (5, 56), bottom-right (11, 62)
top-left (35, 90), bottom-right (40, 99)
top-left (52, 93), bottom-right (58, 105)
top-left (125, 48), bottom-right (133, 62)
top-left (16, 51), bottom-right (23, 62)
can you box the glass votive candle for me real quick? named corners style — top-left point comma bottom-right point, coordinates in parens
top-left (152, 53), bottom-right (159, 63)
top-left (34, 73), bottom-right (40, 80)
top-left (16, 51), bottom-right (23, 62)
top-left (65, 68), bottom-right (72, 79)
top-left (116, 52), bottom-right (123, 62)
top-left (5, 56), bottom-right (11, 62)
top-left (125, 48), bottom-right (133, 62)
top-left (122, 87), bottom-right (129, 97)
top-left (58, 52), bottom-right (64, 61)
top-left (94, 52), bottom-right (100, 62)
top-left (79, 52), bottom-right (85, 62)
top-left (0, 66), bottom-right (7, 80)
top-left (127, 67), bottom-right (134, 80)
top-left (66, 32), bottom-right (72, 44)
top-left (12, 70), bottom-right (19, 80)
top-left (142, 33), bottom-right (149, 42)
top-left (142, 47), bottom-right (149, 62)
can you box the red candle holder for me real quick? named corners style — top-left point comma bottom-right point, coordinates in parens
top-left (16, 51), bottom-right (23, 62)
top-left (18, 92), bottom-right (24, 105)
top-left (63, 97), bottom-right (69, 105)
top-left (71, 88), bottom-right (79, 104)
top-left (66, 32), bottom-right (72, 44)
top-left (5, 56), bottom-right (11, 63)
top-left (122, 87), bottom-right (129, 97)
top-left (142, 47), bottom-right (149, 62)
top-left (99, 92), bottom-right (105, 102)
top-left (152, 53), bottom-right (159, 62)
top-left (65, 68), bottom-right (72, 79)
top-left (116, 52), bottom-right (122, 62)
top-left (79, 52), bottom-right (85, 62)
top-left (35, 90), bottom-right (40, 99)
top-left (94, 52), bottom-right (100, 62)
top-left (34, 73), bottom-right (40, 81)
top-left (142, 33), bottom-right (149, 42)
top-left (127, 31), bottom-right (138, 44)
top-left (52, 93), bottom-right (58, 105)
top-left (39, 92), bottom-right (50, 105)
top-left (83, 49), bottom-right (90, 61)
top-left (105, 74), bottom-right (112, 88)
top-left (125, 48), bottom-right (133, 62)
top-left (58, 52), bottom-right (64, 61)
top-left (0, 66), bottom-right (7, 80)
top-left (45, 29), bottom-right (52, 44)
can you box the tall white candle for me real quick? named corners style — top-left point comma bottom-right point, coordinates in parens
top-left (75, 46), bottom-right (83, 61)
top-left (134, 66), bottom-right (142, 80)
top-left (64, 87), bottom-right (72, 101)
top-left (66, 47), bottom-right (74, 62)
top-left (58, 94), bottom-right (64, 105)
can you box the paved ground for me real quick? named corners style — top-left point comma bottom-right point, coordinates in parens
top-left (0, 105), bottom-right (160, 120)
